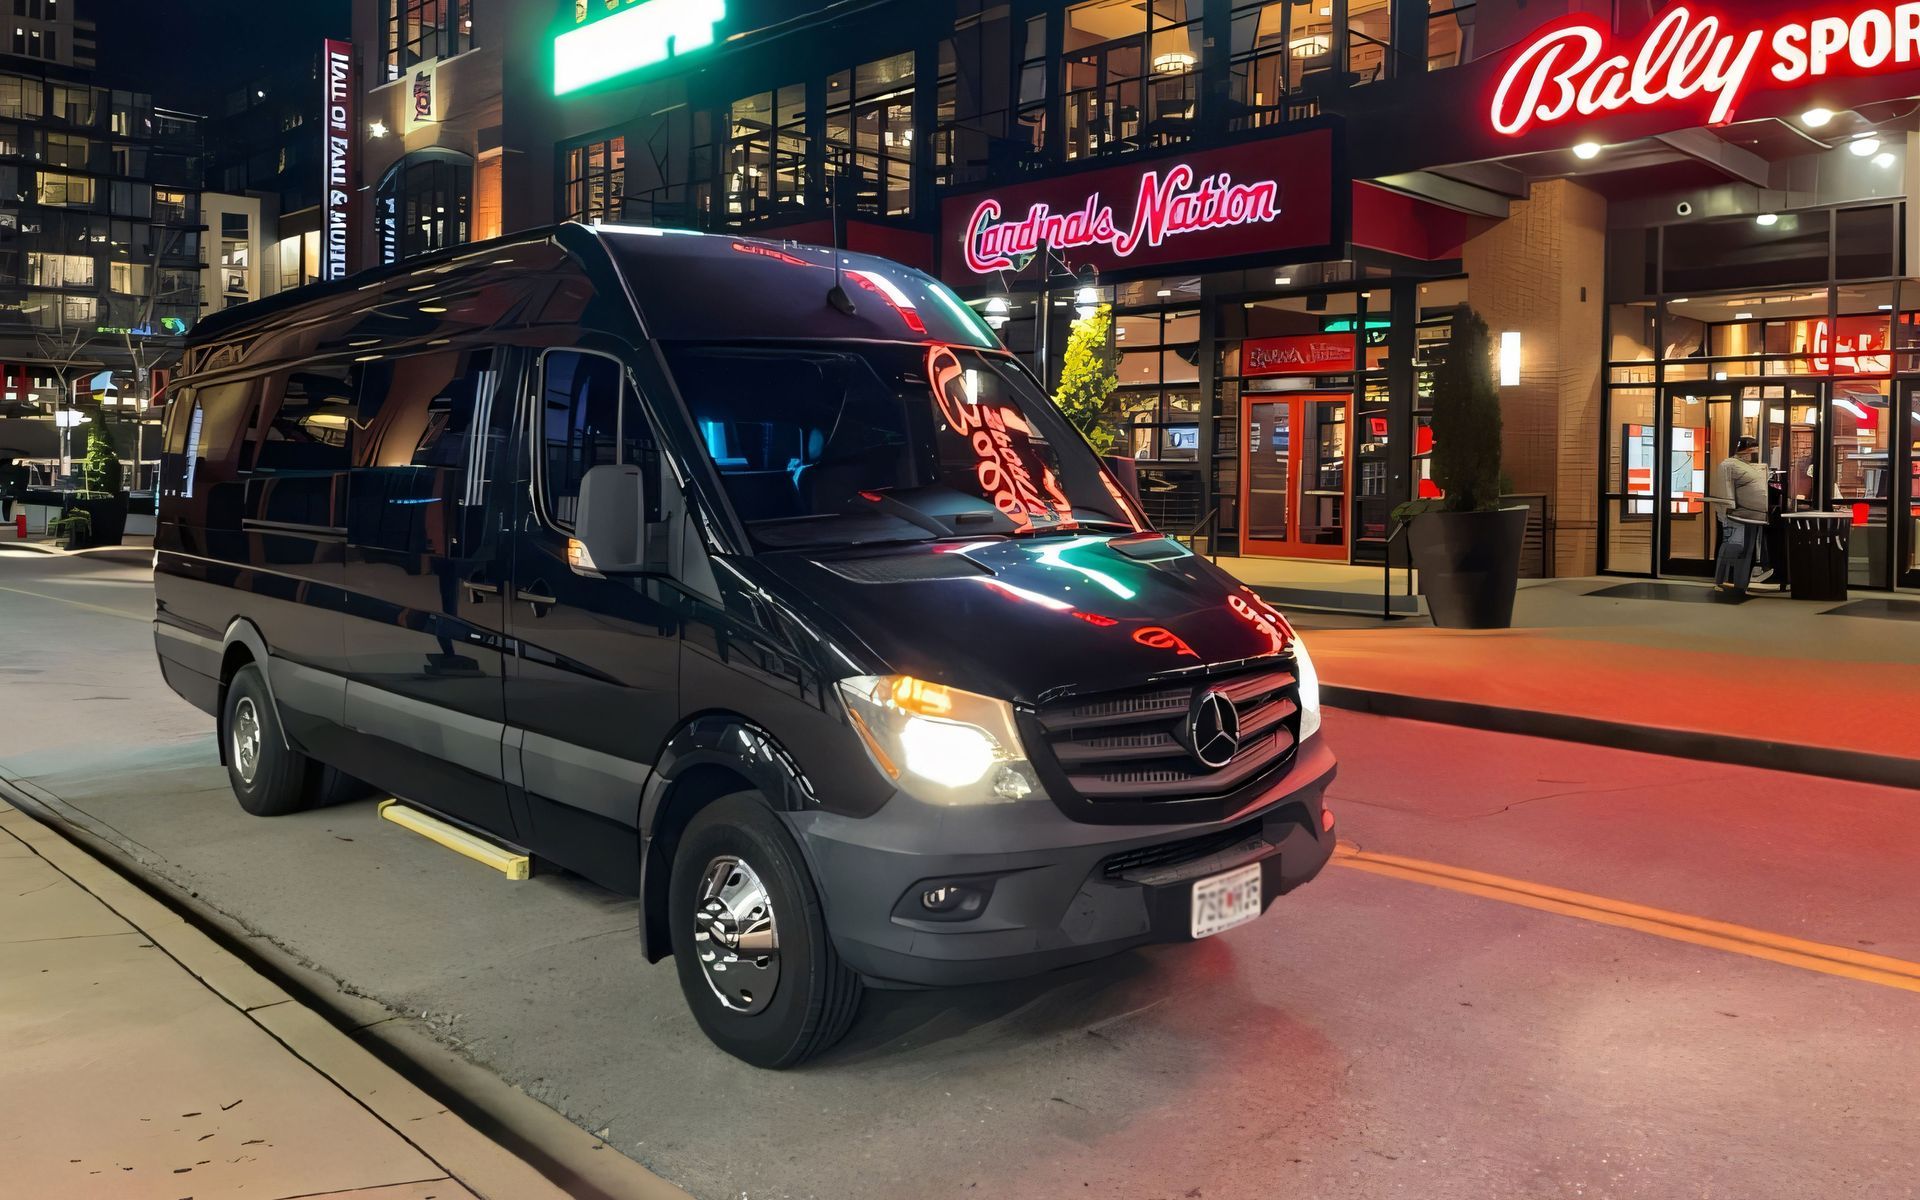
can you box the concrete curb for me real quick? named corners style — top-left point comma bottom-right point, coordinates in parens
top-left (0, 774), bottom-right (692, 1200)
top-left (1323, 685), bottom-right (1920, 792)
top-left (1, 538), bottom-right (152, 566)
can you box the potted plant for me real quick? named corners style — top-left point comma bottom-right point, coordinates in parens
top-left (1392, 305), bottom-right (1529, 629)
top-left (65, 414), bottom-right (129, 548)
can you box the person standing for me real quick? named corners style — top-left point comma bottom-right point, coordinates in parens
top-left (1710, 436), bottom-right (1769, 597)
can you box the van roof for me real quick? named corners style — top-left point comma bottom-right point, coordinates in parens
top-left (190, 223), bottom-right (999, 352)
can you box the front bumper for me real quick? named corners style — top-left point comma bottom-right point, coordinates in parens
top-left (787, 737), bottom-right (1337, 988)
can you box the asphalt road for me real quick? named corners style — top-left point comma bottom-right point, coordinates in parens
top-left (4, 545), bottom-right (1918, 1200)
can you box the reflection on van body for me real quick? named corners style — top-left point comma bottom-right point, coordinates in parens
top-left (153, 225), bottom-right (1338, 1068)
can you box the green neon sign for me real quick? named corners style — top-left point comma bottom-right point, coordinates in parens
top-left (554, 0), bottom-right (726, 96)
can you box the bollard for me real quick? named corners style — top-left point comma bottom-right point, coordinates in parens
top-left (13, 514), bottom-right (23, 539)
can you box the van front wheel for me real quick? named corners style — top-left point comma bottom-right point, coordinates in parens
top-left (667, 794), bottom-right (861, 1069)
top-left (222, 664), bottom-right (319, 817)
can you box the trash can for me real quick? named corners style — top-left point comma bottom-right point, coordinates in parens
top-left (1782, 512), bottom-right (1851, 602)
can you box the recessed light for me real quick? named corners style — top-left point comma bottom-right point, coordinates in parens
top-left (1670, 298), bottom-right (1689, 305)
top-left (1802, 108), bottom-right (1835, 128)
top-left (1275, 276), bottom-right (1292, 286)
top-left (1156, 289), bottom-right (1172, 297)
top-left (1572, 142), bottom-right (1602, 160)
top-left (1755, 213), bottom-right (1779, 227)
top-left (1874, 152), bottom-right (1898, 169)
top-left (1849, 135), bottom-right (1882, 157)
top-left (1735, 312), bottom-right (1755, 320)
top-left (1879, 304), bottom-right (1895, 311)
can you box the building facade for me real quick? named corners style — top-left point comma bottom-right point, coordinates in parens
top-left (341, 0), bottom-right (1920, 592)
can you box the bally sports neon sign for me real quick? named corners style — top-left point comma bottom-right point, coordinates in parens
top-left (964, 165), bottom-right (1282, 275)
top-left (1493, 4), bottom-right (1920, 137)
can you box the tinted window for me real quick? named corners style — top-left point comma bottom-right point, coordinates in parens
top-left (664, 342), bottom-right (1138, 550)
top-left (1836, 205), bottom-right (1895, 280)
top-left (350, 351), bottom-right (502, 556)
top-left (1663, 211), bottom-right (1830, 295)
top-left (539, 350), bottom-right (654, 530)
top-left (248, 365), bottom-right (354, 475)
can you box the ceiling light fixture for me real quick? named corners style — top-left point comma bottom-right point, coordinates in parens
top-left (1802, 108), bottom-right (1835, 128)
top-left (1756, 213), bottom-right (1779, 227)
top-left (1572, 141), bottom-right (1602, 160)
top-left (1874, 152), bottom-right (1898, 169)
top-left (1849, 135), bottom-right (1882, 157)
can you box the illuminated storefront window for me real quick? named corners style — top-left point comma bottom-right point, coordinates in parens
top-left (563, 135), bottom-right (626, 224)
top-left (1063, 0), bottom-right (1199, 160)
top-left (379, 0), bottom-right (474, 83)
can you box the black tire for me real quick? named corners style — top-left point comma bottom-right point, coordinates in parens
top-left (221, 664), bottom-right (321, 817)
top-left (667, 793), bottom-right (862, 1069)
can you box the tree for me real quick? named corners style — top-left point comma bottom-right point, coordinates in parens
top-left (1052, 304), bottom-right (1122, 454)
top-left (80, 414), bottom-right (124, 498)
top-left (1402, 304), bottom-right (1505, 517)
top-left (30, 304), bottom-right (101, 479)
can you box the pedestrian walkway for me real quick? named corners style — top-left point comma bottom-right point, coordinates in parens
top-left (0, 795), bottom-right (577, 1200)
top-left (0, 530), bottom-right (152, 566)
top-left (1253, 575), bottom-right (1920, 788)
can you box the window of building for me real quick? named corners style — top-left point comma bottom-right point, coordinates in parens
top-left (563, 134), bottom-right (626, 224)
top-left (35, 170), bottom-right (94, 207)
top-left (0, 74), bottom-right (43, 120)
top-left (725, 91), bottom-right (774, 220)
top-left (27, 251), bottom-right (92, 288)
top-left (109, 261), bottom-right (147, 296)
top-left (153, 188), bottom-right (192, 225)
top-left (375, 149), bottom-right (472, 263)
top-left (51, 84), bottom-right (97, 125)
top-left (829, 53), bottom-right (914, 217)
top-left (1017, 12), bottom-right (1049, 155)
top-left (774, 83), bottom-right (809, 210)
top-left (39, 131), bottom-right (83, 169)
top-left (25, 291), bottom-right (97, 326)
top-left (1427, 0), bottom-right (1474, 70)
top-left (1229, 0), bottom-right (1337, 128)
top-left (1063, 0), bottom-right (1199, 160)
top-left (936, 3), bottom-right (1015, 188)
top-left (1347, 0), bottom-right (1392, 81)
top-left (379, 0), bottom-right (475, 82)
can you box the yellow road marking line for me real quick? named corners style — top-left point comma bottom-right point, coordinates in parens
top-left (378, 799), bottom-right (530, 880)
top-left (0, 584), bottom-right (149, 622)
top-left (1332, 843), bottom-right (1920, 994)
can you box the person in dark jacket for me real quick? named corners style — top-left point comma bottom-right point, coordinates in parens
top-left (1710, 436), bottom-right (1768, 596)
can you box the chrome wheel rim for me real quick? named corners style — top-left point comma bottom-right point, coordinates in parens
top-left (693, 855), bottom-right (780, 1015)
top-left (231, 697), bottom-right (262, 785)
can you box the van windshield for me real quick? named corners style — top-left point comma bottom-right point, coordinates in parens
top-left (662, 342), bottom-right (1142, 551)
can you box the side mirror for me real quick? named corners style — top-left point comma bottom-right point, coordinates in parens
top-left (571, 463), bottom-right (646, 574)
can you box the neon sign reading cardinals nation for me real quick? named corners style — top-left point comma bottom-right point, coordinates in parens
top-left (964, 165), bottom-right (1283, 275)
top-left (1492, 4), bottom-right (1920, 137)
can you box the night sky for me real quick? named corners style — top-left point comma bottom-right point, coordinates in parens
top-left (88, 0), bottom-right (351, 111)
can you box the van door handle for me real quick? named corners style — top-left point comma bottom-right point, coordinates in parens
top-left (464, 578), bottom-right (501, 603)
top-left (516, 583), bottom-right (557, 617)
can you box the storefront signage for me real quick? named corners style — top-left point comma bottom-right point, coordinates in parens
top-left (1243, 334), bottom-right (1356, 376)
top-left (322, 38), bottom-right (355, 282)
top-left (1804, 317), bottom-right (1892, 374)
top-left (554, 0), bottom-right (726, 96)
top-left (942, 131), bottom-right (1335, 285)
top-left (1492, 5), bottom-right (1920, 137)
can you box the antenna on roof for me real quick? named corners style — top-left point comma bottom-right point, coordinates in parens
top-left (826, 158), bottom-right (857, 316)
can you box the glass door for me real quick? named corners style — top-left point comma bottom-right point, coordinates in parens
top-left (1829, 380), bottom-right (1895, 588)
top-left (1241, 393), bottom-right (1350, 560)
top-left (1901, 383), bottom-right (1920, 588)
top-left (1658, 383), bottom-right (1822, 577)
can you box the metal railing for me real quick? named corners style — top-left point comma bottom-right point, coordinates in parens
top-left (1182, 505), bottom-right (1221, 564)
top-left (1381, 517), bottom-right (1417, 622)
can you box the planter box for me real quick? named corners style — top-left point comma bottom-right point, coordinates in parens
top-left (1407, 507), bottom-right (1529, 629)
top-left (63, 494), bottom-right (130, 549)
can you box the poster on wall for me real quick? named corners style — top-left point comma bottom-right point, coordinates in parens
top-left (405, 57), bottom-right (440, 133)
top-left (322, 38), bottom-right (356, 282)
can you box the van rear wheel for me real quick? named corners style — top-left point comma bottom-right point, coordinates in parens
top-left (667, 794), bottom-right (862, 1069)
top-left (222, 664), bottom-right (320, 817)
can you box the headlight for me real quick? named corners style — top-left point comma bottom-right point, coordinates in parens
top-left (837, 675), bottom-right (1043, 805)
top-left (1293, 636), bottom-right (1322, 743)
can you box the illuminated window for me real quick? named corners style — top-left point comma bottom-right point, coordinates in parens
top-left (563, 134), bottom-right (625, 224)
top-left (28, 251), bottom-right (92, 288)
top-left (379, 0), bottom-right (475, 82)
top-left (35, 169), bottom-right (93, 207)
top-left (50, 83), bottom-right (97, 125)
top-left (824, 53), bottom-right (914, 218)
top-left (725, 91), bottom-right (774, 220)
top-left (0, 74), bottom-right (43, 120)
top-left (1346, 0), bottom-right (1393, 81)
top-left (1227, 0), bottom-right (1336, 128)
top-left (375, 149), bottom-right (472, 262)
top-left (1063, 0), bottom-right (1199, 160)
top-left (1427, 0), bottom-right (1475, 71)
top-left (934, 3), bottom-right (1014, 188)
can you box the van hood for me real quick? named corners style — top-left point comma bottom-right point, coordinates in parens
top-left (755, 536), bottom-right (1295, 703)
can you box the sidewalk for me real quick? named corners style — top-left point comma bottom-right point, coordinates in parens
top-left (1259, 576), bottom-right (1920, 789)
top-left (0, 795), bottom-right (577, 1200)
top-left (1, 531), bottom-right (153, 566)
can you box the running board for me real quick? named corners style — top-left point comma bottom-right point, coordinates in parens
top-left (377, 799), bottom-right (531, 881)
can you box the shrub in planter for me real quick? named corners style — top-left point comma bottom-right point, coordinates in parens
top-left (68, 416), bottom-right (129, 547)
top-left (1391, 305), bottom-right (1528, 629)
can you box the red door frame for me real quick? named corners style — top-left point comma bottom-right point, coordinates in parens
top-left (1240, 391), bottom-right (1352, 561)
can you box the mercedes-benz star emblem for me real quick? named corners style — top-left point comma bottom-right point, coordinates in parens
top-left (1187, 690), bottom-right (1241, 770)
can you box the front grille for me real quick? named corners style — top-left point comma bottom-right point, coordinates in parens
top-left (1033, 665), bottom-right (1300, 804)
top-left (1101, 817), bottom-right (1265, 880)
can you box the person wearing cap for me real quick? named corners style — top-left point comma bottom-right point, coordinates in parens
top-left (1708, 435), bottom-right (1769, 596)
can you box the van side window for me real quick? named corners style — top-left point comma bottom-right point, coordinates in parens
top-left (539, 351), bottom-right (656, 531)
top-left (351, 351), bottom-right (501, 557)
top-left (249, 365), bottom-right (355, 475)
top-left (170, 379), bottom-right (255, 503)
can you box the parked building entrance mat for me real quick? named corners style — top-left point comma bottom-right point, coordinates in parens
top-left (1586, 582), bottom-right (1746, 605)
top-left (1823, 598), bottom-right (1920, 622)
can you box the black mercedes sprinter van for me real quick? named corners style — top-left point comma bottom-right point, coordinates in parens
top-left (152, 224), bottom-right (1337, 1067)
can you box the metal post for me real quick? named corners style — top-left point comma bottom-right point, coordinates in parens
top-left (1033, 238), bottom-right (1053, 390)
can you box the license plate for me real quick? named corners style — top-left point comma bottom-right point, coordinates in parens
top-left (1191, 862), bottom-right (1265, 939)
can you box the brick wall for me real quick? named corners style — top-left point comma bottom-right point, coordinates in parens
top-left (1463, 179), bottom-right (1608, 577)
